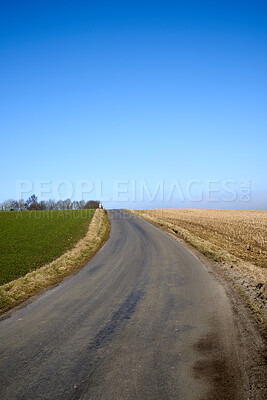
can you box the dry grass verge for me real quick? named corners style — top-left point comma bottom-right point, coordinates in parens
top-left (0, 209), bottom-right (110, 314)
top-left (128, 209), bottom-right (267, 326)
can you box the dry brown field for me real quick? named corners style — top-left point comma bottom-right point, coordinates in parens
top-left (134, 209), bottom-right (267, 269)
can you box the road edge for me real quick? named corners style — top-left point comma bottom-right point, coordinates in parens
top-left (126, 210), bottom-right (266, 332)
top-left (127, 209), bottom-right (267, 399)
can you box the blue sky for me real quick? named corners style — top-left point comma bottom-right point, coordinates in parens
top-left (0, 0), bottom-right (266, 209)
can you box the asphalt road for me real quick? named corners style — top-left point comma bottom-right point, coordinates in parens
top-left (0, 210), bottom-right (248, 399)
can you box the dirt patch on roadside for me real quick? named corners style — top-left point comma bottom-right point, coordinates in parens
top-left (193, 319), bottom-right (266, 400)
top-left (193, 331), bottom-right (240, 400)
top-left (0, 209), bottom-right (110, 315)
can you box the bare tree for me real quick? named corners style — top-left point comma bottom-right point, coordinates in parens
top-left (18, 199), bottom-right (25, 211)
top-left (78, 200), bottom-right (85, 209)
top-left (46, 199), bottom-right (56, 210)
top-left (56, 200), bottom-right (64, 210)
top-left (0, 197), bottom-right (104, 211)
top-left (39, 201), bottom-right (48, 210)
top-left (25, 194), bottom-right (39, 210)
top-left (1, 199), bottom-right (14, 211)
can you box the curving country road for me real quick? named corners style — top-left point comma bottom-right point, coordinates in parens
top-left (0, 210), bottom-right (254, 399)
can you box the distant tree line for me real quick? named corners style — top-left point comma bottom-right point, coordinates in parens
top-left (0, 195), bottom-right (102, 211)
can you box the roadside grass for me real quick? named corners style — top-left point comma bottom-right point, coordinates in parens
top-left (128, 209), bottom-right (267, 327)
top-left (0, 209), bottom-right (110, 313)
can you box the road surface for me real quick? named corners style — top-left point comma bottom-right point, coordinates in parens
top-left (0, 210), bottom-right (252, 399)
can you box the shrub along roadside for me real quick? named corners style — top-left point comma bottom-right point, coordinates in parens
top-left (0, 209), bottom-right (110, 314)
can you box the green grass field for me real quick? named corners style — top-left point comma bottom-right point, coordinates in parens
top-left (0, 209), bottom-right (95, 285)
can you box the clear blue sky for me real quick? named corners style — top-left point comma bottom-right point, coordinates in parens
top-left (0, 0), bottom-right (266, 209)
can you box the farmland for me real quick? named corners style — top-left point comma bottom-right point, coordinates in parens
top-left (133, 209), bottom-right (267, 268)
top-left (0, 209), bottom-right (95, 285)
